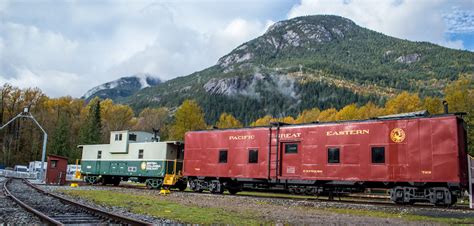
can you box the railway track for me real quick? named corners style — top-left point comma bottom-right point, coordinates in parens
top-left (3, 178), bottom-right (151, 225)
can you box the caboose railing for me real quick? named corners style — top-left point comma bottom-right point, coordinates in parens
top-left (468, 155), bottom-right (473, 209)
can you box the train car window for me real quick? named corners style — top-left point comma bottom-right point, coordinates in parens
top-left (129, 134), bottom-right (137, 141)
top-left (115, 134), bottom-right (123, 141)
top-left (97, 150), bottom-right (102, 159)
top-left (219, 150), bottom-right (228, 163)
top-left (119, 134), bottom-right (122, 140)
top-left (285, 143), bottom-right (298, 154)
top-left (371, 147), bottom-right (385, 163)
top-left (138, 149), bottom-right (144, 159)
top-left (115, 134), bottom-right (119, 141)
top-left (328, 148), bottom-right (340, 163)
top-left (51, 160), bottom-right (57, 168)
top-left (248, 149), bottom-right (258, 163)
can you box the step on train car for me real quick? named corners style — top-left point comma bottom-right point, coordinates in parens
top-left (183, 112), bottom-right (468, 206)
top-left (80, 130), bottom-right (186, 190)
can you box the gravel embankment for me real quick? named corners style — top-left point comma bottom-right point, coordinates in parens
top-left (40, 184), bottom-right (175, 224)
top-left (44, 184), bottom-right (474, 225)
top-left (0, 177), bottom-right (42, 224)
top-left (7, 179), bottom-right (173, 224)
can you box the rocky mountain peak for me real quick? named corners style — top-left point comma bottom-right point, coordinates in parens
top-left (82, 73), bottom-right (161, 101)
top-left (217, 15), bottom-right (358, 69)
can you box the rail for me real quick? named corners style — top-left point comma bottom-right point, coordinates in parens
top-left (4, 178), bottom-right (152, 225)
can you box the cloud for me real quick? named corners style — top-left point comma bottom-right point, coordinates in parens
top-left (0, 0), bottom-right (277, 97)
top-left (0, 67), bottom-right (88, 98)
top-left (443, 8), bottom-right (474, 33)
top-left (288, 0), bottom-right (472, 50)
top-left (1, 0), bottom-right (472, 98)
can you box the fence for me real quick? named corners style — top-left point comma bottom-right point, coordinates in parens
top-left (0, 170), bottom-right (38, 179)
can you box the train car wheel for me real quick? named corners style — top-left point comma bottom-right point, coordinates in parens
top-left (174, 180), bottom-right (187, 191)
top-left (228, 188), bottom-right (239, 195)
top-left (146, 179), bottom-right (163, 189)
top-left (189, 179), bottom-right (203, 192)
top-left (210, 181), bottom-right (224, 194)
top-left (84, 176), bottom-right (97, 185)
top-left (101, 177), bottom-right (109, 185)
top-left (113, 177), bottom-right (121, 186)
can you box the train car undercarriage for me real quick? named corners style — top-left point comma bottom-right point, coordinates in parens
top-left (187, 177), bottom-right (462, 206)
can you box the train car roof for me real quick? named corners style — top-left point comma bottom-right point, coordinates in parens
top-left (188, 111), bottom-right (466, 133)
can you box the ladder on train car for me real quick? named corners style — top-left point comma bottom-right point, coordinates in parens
top-left (160, 159), bottom-right (181, 195)
top-left (268, 122), bottom-right (289, 180)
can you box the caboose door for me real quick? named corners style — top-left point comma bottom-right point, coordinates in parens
top-left (280, 142), bottom-right (301, 178)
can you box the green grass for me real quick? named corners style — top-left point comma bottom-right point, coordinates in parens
top-left (60, 190), bottom-right (264, 225)
top-left (325, 207), bottom-right (474, 224)
top-left (60, 189), bottom-right (473, 224)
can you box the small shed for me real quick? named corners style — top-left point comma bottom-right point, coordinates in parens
top-left (45, 154), bottom-right (68, 185)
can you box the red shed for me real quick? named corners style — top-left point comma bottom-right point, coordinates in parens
top-left (184, 113), bottom-right (468, 206)
top-left (45, 154), bottom-right (68, 185)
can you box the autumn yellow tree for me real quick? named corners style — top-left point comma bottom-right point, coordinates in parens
top-left (422, 96), bottom-right (443, 114)
top-left (250, 115), bottom-right (274, 126)
top-left (133, 107), bottom-right (170, 138)
top-left (444, 74), bottom-right (474, 154)
top-left (335, 104), bottom-right (359, 121)
top-left (384, 91), bottom-right (422, 114)
top-left (295, 108), bottom-right (320, 123)
top-left (356, 102), bottom-right (384, 119)
top-left (318, 108), bottom-right (337, 122)
top-left (170, 100), bottom-right (207, 140)
top-left (277, 116), bottom-right (296, 124)
top-left (216, 112), bottom-right (243, 129)
top-left (100, 99), bottom-right (134, 141)
top-left (444, 74), bottom-right (473, 113)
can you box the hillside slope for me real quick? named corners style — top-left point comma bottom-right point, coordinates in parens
top-left (83, 73), bottom-right (161, 102)
top-left (126, 15), bottom-right (474, 124)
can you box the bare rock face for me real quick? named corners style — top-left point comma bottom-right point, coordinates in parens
top-left (216, 16), bottom-right (356, 70)
top-left (217, 52), bottom-right (253, 68)
top-left (203, 76), bottom-right (252, 95)
top-left (203, 73), bottom-right (298, 100)
top-left (395, 53), bottom-right (421, 64)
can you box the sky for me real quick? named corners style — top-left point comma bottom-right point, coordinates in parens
top-left (1, 0), bottom-right (473, 98)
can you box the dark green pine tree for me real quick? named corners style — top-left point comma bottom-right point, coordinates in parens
top-left (51, 113), bottom-right (70, 157)
top-left (79, 98), bottom-right (102, 145)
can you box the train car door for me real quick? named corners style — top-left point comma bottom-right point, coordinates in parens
top-left (280, 142), bottom-right (301, 178)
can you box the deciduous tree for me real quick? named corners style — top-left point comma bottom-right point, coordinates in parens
top-left (170, 100), bottom-right (207, 140)
top-left (295, 108), bottom-right (320, 124)
top-left (318, 108), bottom-right (337, 122)
top-left (216, 112), bottom-right (243, 129)
top-left (384, 91), bottom-right (422, 114)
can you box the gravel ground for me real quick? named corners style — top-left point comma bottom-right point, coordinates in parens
top-left (44, 184), bottom-right (474, 225)
top-left (0, 177), bottom-right (42, 225)
top-left (6, 179), bottom-right (172, 225)
top-left (40, 184), bottom-right (176, 224)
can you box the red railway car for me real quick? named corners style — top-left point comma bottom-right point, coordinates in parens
top-left (183, 113), bottom-right (469, 206)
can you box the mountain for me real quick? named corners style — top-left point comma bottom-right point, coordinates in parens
top-left (125, 15), bottom-right (474, 124)
top-left (82, 73), bottom-right (161, 102)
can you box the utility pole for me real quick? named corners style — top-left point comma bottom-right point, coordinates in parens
top-left (0, 108), bottom-right (47, 181)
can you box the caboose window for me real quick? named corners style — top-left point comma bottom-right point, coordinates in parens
top-left (97, 150), bottom-right (102, 159)
top-left (138, 149), bottom-right (144, 159)
top-left (248, 149), bottom-right (258, 163)
top-left (285, 143), bottom-right (298, 154)
top-left (219, 150), bottom-right (228, 163)
top-left (371, 147), bottom-right (385, 163)
top-left (51, 160), bottom-right (57, 168)
top-left (129, 134), bottom-right (137, 141)
top-left (328, 148), bottom-right (340, 163)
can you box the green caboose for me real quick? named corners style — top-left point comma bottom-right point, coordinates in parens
top-left (79, 130), bottom-right (186, 190)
